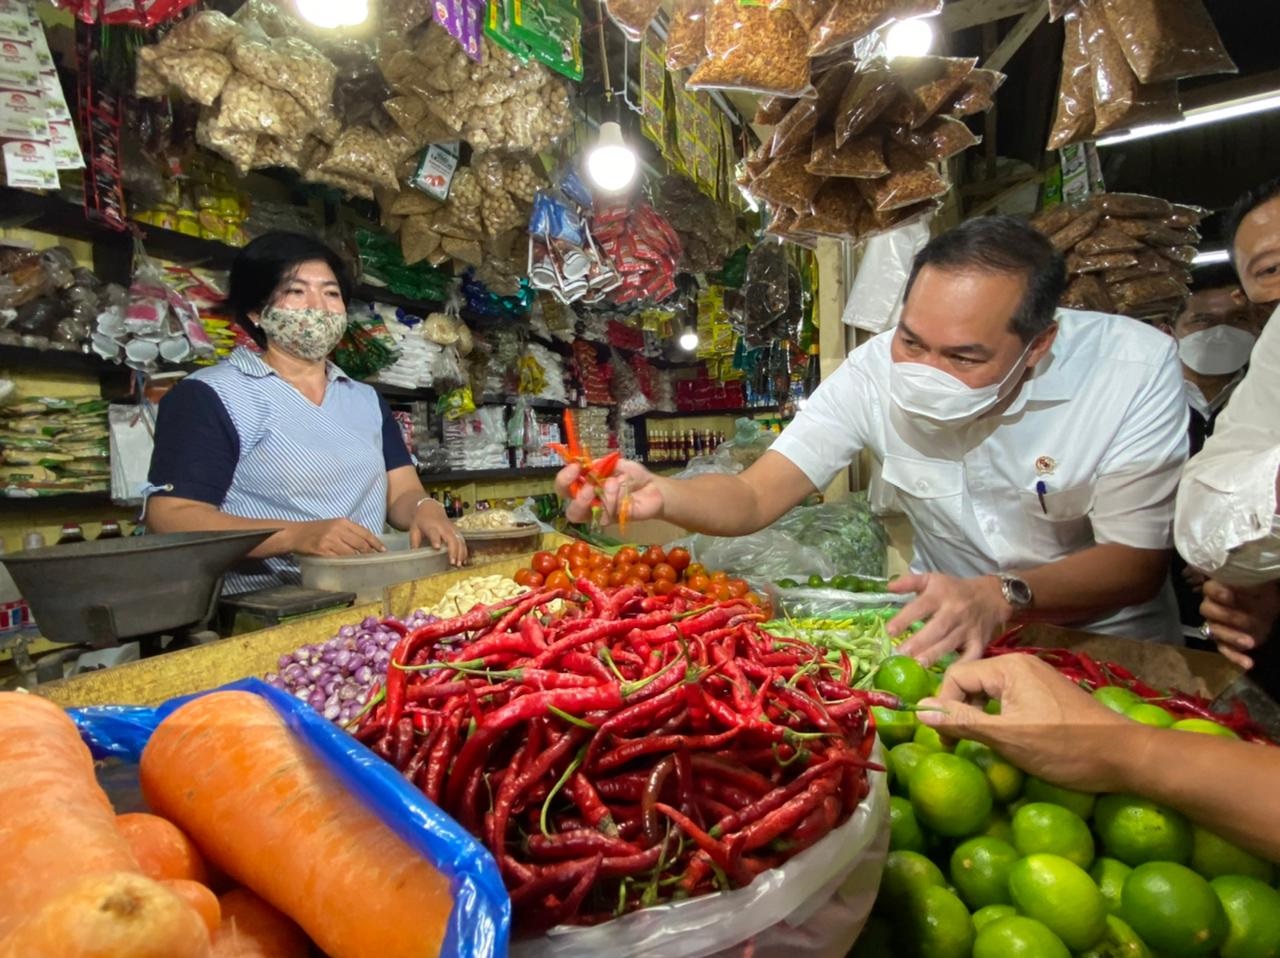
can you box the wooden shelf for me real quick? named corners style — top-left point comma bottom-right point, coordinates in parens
top-left (0, 344), bottom-right (117, 376)
top-left (419, 465), bottom-right (563, 484)
top-left (0, 492), bottom-right (119, 511)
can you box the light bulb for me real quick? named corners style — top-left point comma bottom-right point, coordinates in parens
top-left (586, 122), bottom-right (637, 193)
top-left (885, 16), bottom-right (934, 58)
top-left (295, 0), bottom-right (368, 28)
top-left (678, 328), bottom-right (699, 351)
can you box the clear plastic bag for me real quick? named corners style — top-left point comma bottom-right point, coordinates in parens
top-left (1098, 0), bottom-right (1235, 84)
top-left (317, 125), bottom-right (399, 192)
top-left (1047, 5), bottom-right (1096, 149)
top-left (807, 0), bottom-right (894, 58)
top-left (1091, 191), bottom-right (1173, 218)
top-left (842, 215), bottom-right (930, 332)
top-left (807, 128), bottom-right (888, 178)
top-left (854, 143), bottom-right (946, 212)
top-left (1082, 0), bottom-right (1182, 136)
top-left (229, 35), bottom-right (338, 119)
top-left (794, 180), bottom-right (864, 238)
top-left (1061, 273), bottom-right (1114, 312)
top-left (749, 154), bottom-right (825, 210)
top-left (948, 67), bottom-right (1006, 116)
top-left (1075, 224), bottom-right (1144, 256)
top-left (154, 48), bottom-right (233, 106)
top-left (687, 0), bottom-right (813, 97)
top-left (156, 9), bottom-right (241, 52)
top-left (770, 63), bottom-right (853, 158)
top-left (1109, 273), bottom-right (1186, 310)
top-left (1029, 203), bottom-right (1079, 236)
top-left (834, 65), bottom-right (897, 147)
top-left (1048, 208), bottom-right (1100, 252)
top-left (1066, 249), bottom-right (1139, 274)
top-left (666, 0), bottom-right (707, 71)
top-left (884, 55), bottom-right (976, 129)
top-left (888, 114), bottom-right (979, 162)
top-left (754, 95), bottom-right (797, 126)
top-left (217, 72), bottom-right (313, 145)
top-left (604, 0), bottom-right (663, 41)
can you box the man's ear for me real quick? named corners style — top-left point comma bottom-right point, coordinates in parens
top-left (1026, 322), bottom-right (1059, 367)
top-left (1156, 322), bottom-right (1175, 337)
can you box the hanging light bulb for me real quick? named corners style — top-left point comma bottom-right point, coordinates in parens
top-left (678, 326), bottom-right (699, 351)
top-left (884, 16), bottom-right (935, 58)
top-left (586, 122), bottom-right (638, 193)
top-left (295, 0), bottom-right (369, 29)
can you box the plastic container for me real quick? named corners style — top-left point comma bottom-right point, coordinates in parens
top-left (462, 524), bottom-right (541, 565)
top-left (297, 533), bottom-right (449, 603)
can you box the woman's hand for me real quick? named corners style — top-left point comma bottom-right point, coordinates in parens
top-left (286, 519), bottom-right (386, 557)
top-left (411, 499), bottom-right (467, 566)
top-left (1200, 579), bottom-right (1280, 670)
top-left (556, 459), bottom-right (663, 525)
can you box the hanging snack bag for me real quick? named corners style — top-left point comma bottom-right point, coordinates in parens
top-left (834, 64), bottom-right (897, 147)
top-left (807, 128), bottom-right (888, 178)
top-left (884, 55), bottom-right (976, 129)
top-left (1098, 0), bottom-right (1235, 84)
top-left (769, 62), bottom-right (854, 158)
top-left (603, 0), bottom-right (663, 41)
top-left (687, 0), bottom-right (812, 97)
top-left (1047, 5), bottom-right (1095, 149)
top-left (665, 0), bottom-right (706, 71)
top-left (1081, 0), bottom-right (1181, 136)
top-left (854, 143), bottom-right (946, 212)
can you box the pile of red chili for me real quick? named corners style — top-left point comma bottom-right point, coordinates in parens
top-left (356, 579), bottom-right (887, 931)
top-left (987, 630), bottom-right (1275, 744)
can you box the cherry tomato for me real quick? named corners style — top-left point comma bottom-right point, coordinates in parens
top-left (570, 540), bottom-right (592, 561)
top-left (615, 546), bottom-right (640, 566)
top-left (590, 553), bottom-right (613, 572)
top-left (666, 547), bottom-right (691, 574)
top-left (526, 571), bottom-right (545, 588)
top-left (685, 562), bottom-right (707, 581)
top-left (653, 578), bottom-right (677, 596)
top-left (608, 569), bottom-right (628, 588)
top-left (744, 592), bottom-right (763, 607)
top-left (625, 576), bottom-right (648, 590)
top-left (642, 546), bottom-right (666, 566)
top-left (727, 578), bottom-right (749, 597)
top-left (532, 551), bottom-right (559, 576)
top-left (513, 567), bottom-right (534, 587)
top-left (630, 563), bottom-right (653, 583)
top-left (651, 562), bottom-right (677, 583)
top-left (546, 570), bottom-right (572, 591)
top-left (687, 574), bottom-right (711, 593)
top-left (589, 569), bottom-right (611, 588)
top-left (711, 583), bottom-right (733, 602)
top-left (556, 544), bottom-right (573, 561)
top-left (709, 570), bottom-right (729, 585)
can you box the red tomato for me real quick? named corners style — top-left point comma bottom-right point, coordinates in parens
top-left (709, 570), bottom-right (729, 585)
top-left (727, 578), bottom-right (749, 597)
top-left (687, 574), bottom-right (711, 593)
top-left (608, 569), bottom-right (628, 588)
top-left (569, 541), bottom-right (592, 562)
top-left (513, 568), bottom-right (534, 587)
top-left (642, 546), bottom-right (666, 566)
top-left (556, 544), bottom-right (573, 560)
top-left (588, 569), bottom-right (611, 588)
top-left (615, 547), bottom-right (640, 566)
top-left (526, 571), bottom-right (545, 588)
top-left (651, 563), bottom-right (677, 583)
top-left (653, 579), bottom-right (677, 596)
top-left (744, 592), bottom-right (763, 607)
top-left (630, 563), bottom-right (653, 583)
top-left (546, 570), bottom-right (572, 591)
top-left (666, 547), bottom-right (691, 574)
top-left (568, 560), bottom-right (588, 577)
top-left (711, 583), bottom-right (733, 602)
top-left (685, 562), bottom-right (707, 581)
top-left (625, 576), bottom-right (648, 590)
top-left (590, 553), bottom-right (613, 572)
top-left (532, 551), bottom-right (559, 576)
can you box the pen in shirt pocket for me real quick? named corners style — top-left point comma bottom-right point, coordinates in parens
top-left (1035, 480), bottom-right (1048, 514)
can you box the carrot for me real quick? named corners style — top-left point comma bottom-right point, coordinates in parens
top-left (118, 812), bottom-right (211, 884)
top-left (163, 879), bottom-right (222, 938)
top-left (212, 889), bottom-right (309, 958)
top-left (140, 691), bottom-right (452, 958)
top-left (0, 871), bottom-right (211, 958)
top-left (0, 692), bottom-right (141, 939)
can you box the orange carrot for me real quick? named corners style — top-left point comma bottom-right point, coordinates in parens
top-left (118, 812), bottom-right (211, 884)
top-left (163, 879), bottom-right (222, 938)
top-left (0, 871), bottom-right (211, 958)
top-left (140, 691), bottom-right (452, 958)
top-left (212, 889), bottom-right (309, 958)
top-left (0, 692), bottom-right (141, 940)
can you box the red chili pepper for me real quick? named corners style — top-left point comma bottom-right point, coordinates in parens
top-left (690, 753), bottom-right (772, 796)
top-left (595, 728), bottom-right (742, 774)
top-left (524, 829), bottom-right (638, 860)
top-left (733, 773), bottom-right (839, 853)
top-left (709, 750), bottom-right (859, 838)
top-left (653, 803), bottom-right (740, 879)
top-left (565, 770), bottom-right (619, 836)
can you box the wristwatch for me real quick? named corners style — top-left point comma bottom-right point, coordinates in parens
top-left (997, 573), bottom-right (1034, 610)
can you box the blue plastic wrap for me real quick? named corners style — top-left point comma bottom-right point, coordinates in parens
top-left (71, 677), bottom-right (511, 958)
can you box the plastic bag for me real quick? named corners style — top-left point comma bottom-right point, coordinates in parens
top-left (1047, 5), bottom-right (1096, 149)
top-left (604, 0), bottom-right (663, 41)
top-left (665, 0), bottom-right (707, 71)
top-left (770, 63), bottom-right (854, 158)
top-left (842, 215), bottom-right (931, 332)
top-left (318, 125), bottom-right (399, 192)
top-left (948, 67), bottom-right (1005, 116)
top-left (217, 72), bottom-right (313, 145)
top-left (71, 678), bottom-right (508, 958)
top-left (1029, 203), bottom-right (1079, 237)
top-left (1082, 0), bottom-right (1182, 136)
top-left (749, 154), bottom-right (825, 210)
top-left (1098, 0), bottom-right (1235, 84)
top-left (1109, 274), bottom-right (1186, 310)
top-left (153, 48), bottom-right (233, 105)
top-left (1075, 224), bottom-right (1143, 256)
top-left (834, 65), bottom-right (897, 147)
top-left (1090, 191), bottom-right (1172, 218)
top-left (1067, 250), bottom-right (1140, 273)
top-left (1048, 208), bottom-right (1100, 252)
top-left (687, 0), bottom-right (812, 97)
top-left (754, 94), bottom-right (796, 126)
top-left (808, 129), bottom-right (888, 178)
top-left (1061, 273), bottom-right (1114, 312)
top-left (156, 9), bottom-right (241, 52)
top-left (806, 0), bottom-right (894, 58)
top-left (228, 35), bottom-right (338, 119)
top-left (888, 114), bottom-right (979, 162)
top-left (772, 588), bottom-right (907, 619)
top-left (854, 143), bottom-right (946, 212)
top-left (794, 181), bottom-right (864, 238)
top-left (884, 56), bottom-right (976, 129)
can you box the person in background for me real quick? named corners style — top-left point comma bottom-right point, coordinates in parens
top-left (560, 216), bottom-right (1189, 664)
top-left (1160, 270), bottom-right (1268, 644)
top-left (918, 654), bottom-right (1280, 863)
top-left (1175, 177), bottom-right (1280, 684)
top-left (146, 231), bottom-right (466, 594)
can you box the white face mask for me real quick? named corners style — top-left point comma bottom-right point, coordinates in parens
top-left (889, 342), bottom-right (1033, 427)
top-left (1178, 325), bottom-right (1257, 376)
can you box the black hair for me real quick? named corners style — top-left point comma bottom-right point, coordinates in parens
top-left (226, 231), bottom-right (353, 348)
top-left (903, 214), bottom-right (1067, 343)
top-left (1187, 261), bottom-right (1239, 293)
top-left (1224, 175), bottom-right (1280, 269)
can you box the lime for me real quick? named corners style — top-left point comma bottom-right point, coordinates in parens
top-left (848, 914), bottom-right (894, 958)
top-left (901, 885), bottom-right (974, 958)
top-left (879, 850), bottom-right (947, 914)
top-left (1171, 718), bottom-right (1239, 739)
top-left (1126, 702), bottom-right (1176, 727)
top-left (775, 578), bottom-right (798, 589)
top-left (955, 739), bottom-right (1026, 804)
top-left (834, 575), bottom-right (855, 591)
top-left (1092, 857), bottom-right (1133, 914)
top-left (950, 836), bottom-right (1018, 909)
top-left (1008, 853), bottom-right (1108, 951)
top-left (912, 722), bottom-right (952, 753)
top-left (1212, 875), bottom-right (1280, 958)
top-left (972, 904), bottom-right (1018, 932)
top-left (1121, 861), bottom-right (1227, 957)
top-left (1192, 827), bottom-right (1276, 884)
top-left (1078, 914), bottom-right (1154, 958)
top-left (875, 654), bottom-right (935, 705)
top-left (1012, 802), bottom-right (1096, 868)
top-left (980, 811), bottom-right (1015, 844)
top-left (1095, 794), bottom-right (1193, 865)
top-left (984, 698), bottom-right (1002, 715)
top-left (889, 743), bottom-right (930, 796)
top-left (873, 705), bottom-right (918, 748)
top-left (973, 916), bottom-right (1072, 958)
top-left (889, 795), bottom-right (927, 853)
top-left (909, 752), bottom-right (993, 838)
top-left (1094, 686), bottom-right (1142, 713)
top-left (1023, 776), bottom-right (1097, 819)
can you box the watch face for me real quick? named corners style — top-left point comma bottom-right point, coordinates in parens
top-left (1005, 576), bottom-right (1033, 606)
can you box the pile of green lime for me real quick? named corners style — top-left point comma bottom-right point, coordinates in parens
top-left (775, 573), bottom-right (892, 593)
top-left (858, 680), bottom-right (1280, 958)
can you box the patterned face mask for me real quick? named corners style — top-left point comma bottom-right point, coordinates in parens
top-left (257, 306), bottom-right (348, 361)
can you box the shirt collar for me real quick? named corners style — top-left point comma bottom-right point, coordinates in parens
top-left (1183, 369), bottom-right (1244, 417)
top-left (998, 328), bottom-right (1074, 418)
top-left (228, 346), bottom-right (349, 383)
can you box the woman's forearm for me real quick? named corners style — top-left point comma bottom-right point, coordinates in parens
top-left (146, 497), bottom-right (297, 559)
top-left (386, 486), bottom-right (431, 531)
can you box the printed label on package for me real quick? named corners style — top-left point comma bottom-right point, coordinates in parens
top-left (0, 83), bottom-right (47, 140)
top-left (412, 141), bottom-right (461, 201)
top-left (3, 136), bottom-right (57, 188)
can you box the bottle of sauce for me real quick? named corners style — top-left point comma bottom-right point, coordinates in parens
top-left (56, 523), bottom-right (85, 545)
top-left (97, 521), bottom-right (123, 540)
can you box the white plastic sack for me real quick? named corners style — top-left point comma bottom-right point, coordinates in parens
top-left (511, 766), bottom-right (889, 958)
top-left (842, 218), bottom-right (932, 334)
top-left (109, 402), bottom-right (156, 506)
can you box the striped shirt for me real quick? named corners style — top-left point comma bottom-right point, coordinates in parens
top-left (148, 347), bottom-right (412, 594)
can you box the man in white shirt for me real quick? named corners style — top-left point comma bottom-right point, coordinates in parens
top-left (561, 216), bottom-right (1188, 664)
top-left (1175, 177), bottom-right (1280, 677)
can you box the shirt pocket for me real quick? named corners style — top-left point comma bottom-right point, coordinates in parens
top-left (1016, 484), bottom-right (1094, 557)
top-left (881, 454), bottom-right (965, 540)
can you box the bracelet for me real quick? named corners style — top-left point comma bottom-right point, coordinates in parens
top-left (414, 496), bottom-right (439, 513)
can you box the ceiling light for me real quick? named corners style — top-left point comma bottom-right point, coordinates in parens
top-left (295, 0), bottom-right (369, 28)
top-left (678, 327), bottom-right (699, 351)
top-left (1097, 89), bottom-right (1280, 147)
top-left (586, 122), bottom-right (637, 193)
top-left (884, 17), bottom-right (935, 58)
top-left (1192, 248), bottom-right (1230, 267)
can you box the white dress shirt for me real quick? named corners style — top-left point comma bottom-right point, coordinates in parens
top-left (772, 308), bottom-right (1188, 643)
top-left (1175, 304), bottom-right (1280, 587)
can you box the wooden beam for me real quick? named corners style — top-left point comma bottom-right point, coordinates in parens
top-left (967, 171), bottom-right (1046, 217)
top-left (939, 0), bottom-right (1038, 33)
top-left (983, 0), bottom-right (1049, 71)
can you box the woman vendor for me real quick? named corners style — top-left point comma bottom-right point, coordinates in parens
top-left (145, 231), bottom-right (465, 594)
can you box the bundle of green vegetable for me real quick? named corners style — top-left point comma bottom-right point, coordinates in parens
top-left (763, 608), bottom-right (921, 688)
